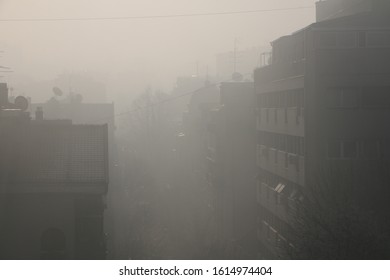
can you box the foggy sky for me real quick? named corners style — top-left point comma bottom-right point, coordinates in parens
top-left (0, 0), bottom-right (316, 104)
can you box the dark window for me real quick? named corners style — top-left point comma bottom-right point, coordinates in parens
top-left (257, 95), bottom-right (262, 108)
top-left (300, 138), bottom-right (305, 156)
top-left (328, 141), bottom-right (341, 158)
top-left (366, 31), bottom-right (390, 47)
top-left (280, 136), bottom-right (286, 152)
top-left (286, 136), bottom-right (293, 153)
top-left (362, 87), bottom-right (390, 107)
top-left (287, 93), bottom-right (294, 107)
top-left (319, 32), bottom-right (337, 47)
top-left (275, 134), bottom-right (280, 150)
top-left (280, 92), bottom-right (286, 107)
top-left (274, 108), bottom-right (277, 123)
top-left (358, 31), bottom-right (366, 47)
top-left (275, 92), bottom-right (281, 107)
top-left (294, 40), bottom-right (305, 61)
top-left (318, 32), bottom-right (356, 48)
top-left (338, 32), bottom-right (356, 48)
top-left (343, 141), bottom-right (357, 158)
top-left (298, 90), bottom-right (304, 108)
top-left (293, 136), bottom-right (299, 154)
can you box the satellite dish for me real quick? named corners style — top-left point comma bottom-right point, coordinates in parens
top-left (52, 87), bottom-right (63, 96)
top-left (72, 93), bottom-right (83, 103)
top-left (14, 96), bottom-right (29, 111)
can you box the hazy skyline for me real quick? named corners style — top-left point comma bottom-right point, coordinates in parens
top-left (0, 0), bottom-right (316, 103)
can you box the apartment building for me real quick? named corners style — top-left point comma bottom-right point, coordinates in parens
top-left (254, 1), bottom-right (390, 258)
top-left (0, 83), bottom-right (109, 259)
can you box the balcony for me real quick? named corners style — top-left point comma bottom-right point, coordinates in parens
top-left (257, 107), bottom-right (304, 136)
top-left (257, 145), bottom-right (305, 186)
top-left (254, 59), bottom-right (305, 85)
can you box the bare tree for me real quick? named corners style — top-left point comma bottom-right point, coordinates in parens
top-left (286, 162), bottom-right (390, 259)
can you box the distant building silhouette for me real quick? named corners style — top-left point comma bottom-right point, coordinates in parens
top-left (216, 46), bottom-right (269, 81)
top-left (197, 81), bottom-right (257, 259)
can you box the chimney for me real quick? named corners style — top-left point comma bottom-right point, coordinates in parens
top-left (35, 106), bottom-right (44, 121)
top-left (0, 83), bottom-right (8, 108)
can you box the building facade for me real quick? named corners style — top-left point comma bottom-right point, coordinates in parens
top-left (254, 2), bottom-right (390, 258)
top-left (0, 83), bottom-right (109, 259)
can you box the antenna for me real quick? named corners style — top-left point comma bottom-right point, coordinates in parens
top-left (233, 38), bottom-right (239, 73)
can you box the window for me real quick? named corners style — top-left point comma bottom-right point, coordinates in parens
top-left (280, 92), bottom-right (286, 107)
top-left (280, 136), bottom-right (286, 152)
top-left (294, 40), bottom-right (305, 61)
top-left (287, 93), bottom-right (294, 107)
top-left (366, 31), bottom-right (390, 47)
top-left (343, 141), bottom-right (357, 158)
top-left (286, 136), bottom-right (293, 154)
top-left (338, 32), bottom-right (357, 48)
top-left (297, 90), bottom-right (304, 108)
top-left (361, 87), bottom-right (390, 108)
top-left (328, 141), bottom-right (342, 158)
top-left (318, 32), bottom-right (357, 48)
top-left (262, 90), bottom-right (305, 109)
top-left (258, 131), bottom-right (303, 156)
top-left (274, 108), bottom-right (278, 123)
top-left (257, 95), bottom-right (262, 108)
top-left (299, 138), bottom-right (305, 156)
top-left (319, 32), bottom-right (337, 47)
top-left (358, 31), bottom-right (366, 48)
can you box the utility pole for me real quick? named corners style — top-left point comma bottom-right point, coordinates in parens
top-left (233, 38), bottom-right (239, 73)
